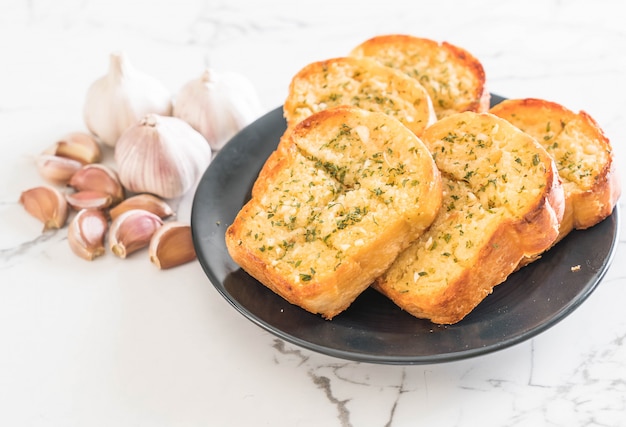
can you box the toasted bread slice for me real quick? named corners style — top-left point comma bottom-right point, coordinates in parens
top-left (226, 106), bottom-right (443, 319)
top-left (374, 112), bottom-right (565, 324)
top-left (283, 56), bottom-right (436, 137)
top-left (490, 98), bottom-right (620, 242)
top-left (349, 34), bottom-right (489, 119)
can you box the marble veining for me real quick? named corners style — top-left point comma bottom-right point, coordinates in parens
top-left (1, 0), bottom-right (625, 426)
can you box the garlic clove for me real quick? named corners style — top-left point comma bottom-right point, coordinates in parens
top-left (51, 132), bottom-right (102, 164)
top-left (148, 221), bottom-right (196, 269)
top-left (68, 163), bottom-right (125, 205)
top-left (65, 190), bottom-right (113, 211)
top-left (36, 154), bottom-right (83, 185)
top-left (83, 52), bottom-right (173, 147)
top-left (19, 185), bottom-right (69, 231)
top-left (109, 208), bottom-right (164, 258)
top-left (109, 193), bottom-right (174, 222)
top-left (67, 208), bottom-right (108, 260)
top-left (114, 114), bottom-right (212, 199)
top-left (173, 68), bottom-right (263, 151)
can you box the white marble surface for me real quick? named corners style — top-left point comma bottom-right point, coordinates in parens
top-left (1, 0), bottom-right (625, 426)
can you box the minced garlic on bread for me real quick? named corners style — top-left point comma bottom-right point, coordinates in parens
top-left (225, 105), bottom-right (443, 319)
top-left (350, 34), bottom-right (489, 119)
top-left (283, 56), bottom-right (436, 137)
top-left (374, 112), bottom-right (565, 324)
top-left (490, 98), bottom-right (620, 242)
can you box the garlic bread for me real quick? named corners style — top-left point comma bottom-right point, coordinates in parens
top-left (350, 34), bottom-right (489, 119)
top-left (490, 98), bottom-right (620, 242)
top-left (283, 56), bottom-right (436, 137)
top-left (226, 106), bottom-right (443, 319)
top-left (375, 112), bottom-right (565, 324)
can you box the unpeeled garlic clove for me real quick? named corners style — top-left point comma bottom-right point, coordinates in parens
top-left (51, 132), bottom-right (102, 164)
top-left (67, 208), bottom-right (108, 260)
top-left (19, 185), bottom-right (69, 231)
top-left (148, 221), bottom-right (196, 269)
top-left (36, 154), bottom-right (83, 185)
top-left (65, 190), bottom-right (113, 210)
top-left (68, 163), bottom-right (125, 205)
top-left (109, 209), bottom-right (163, 258)
top-left (109, 193), bottom-right (174, 222)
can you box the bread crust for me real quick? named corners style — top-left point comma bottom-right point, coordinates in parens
top-left (350, 34), bottom-right (489, 118)
top-left (490, 98), bottom-right (620, 242)
top-left (226, 106), bottom-right (442, 319)
top-left (283, 56), bottom-right (436, 137)
top-left (375, 112), bottom-right (565, 324)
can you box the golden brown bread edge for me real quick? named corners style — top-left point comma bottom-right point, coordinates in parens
top-left (349, 34), bottom-right (490, 118)
top-left (374, 112), bottom-right (565, 324)
top-left (490, 97), bottom-right (620, 243)
top-left (226, 105), bottom-right (443, 319)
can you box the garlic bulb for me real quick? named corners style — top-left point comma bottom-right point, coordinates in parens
top-left (84, 52), bottom-right (173, 147)
top-left (114, 114), bottom-right (212, 199)
top-left (173, 69), bottom-right (263, 150)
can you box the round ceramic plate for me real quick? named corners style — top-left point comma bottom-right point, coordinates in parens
top-left (190, 97), bottom-right (619, 365)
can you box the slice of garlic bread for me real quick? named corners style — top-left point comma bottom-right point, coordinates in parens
top-left (375, 112), bottom-right (565, 324)
top-left (490, 98), bottom-right (620, 242)
top-left (283, 56), bottom-right (436, 137)
top-left (226, 106), bottom-right (442, 319)
top-left (350, 34), bottom-right (489, 119)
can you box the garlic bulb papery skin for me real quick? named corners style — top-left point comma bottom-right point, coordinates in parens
top-left (84, 52), bottom-right (173, 147)
top-left (173, 69), bottom-right (263, 151)
top-left (114, 114), bottom-right (212, 199)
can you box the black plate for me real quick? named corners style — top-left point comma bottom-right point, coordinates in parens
top-left (191, 96), bottom-right (619, 365)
